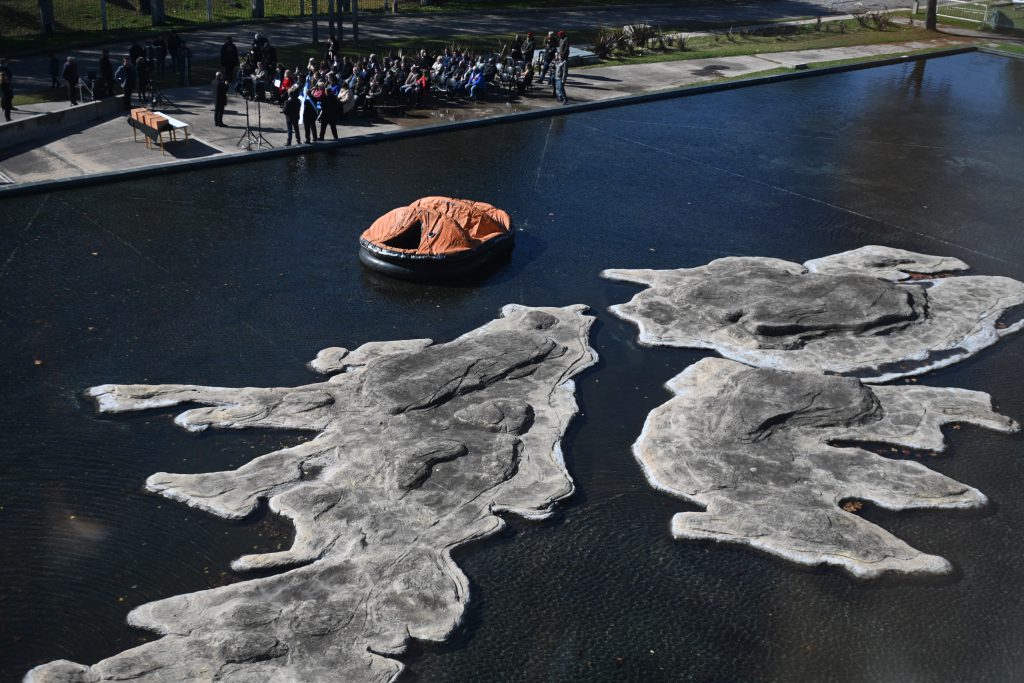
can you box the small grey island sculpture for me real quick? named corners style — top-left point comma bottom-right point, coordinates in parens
top-left (27, 304), bottom-right (596, 683)
top-left (635, 357), bottom-right (1019, 578)
top-left (603, 246), bottom-right (1024, 383)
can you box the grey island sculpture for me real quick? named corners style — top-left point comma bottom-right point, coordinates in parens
top-left (606, 246), bottom-right (1023, 578)
top-left (603, 245), bottom-right (1024, 383)
top-left (634, 357), bottom-right (1018, 578)
top-left (27, 304), bottom-right (597, 683)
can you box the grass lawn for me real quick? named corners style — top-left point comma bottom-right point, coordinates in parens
top-left (581, 20), bottom-right (948, 67)
top-left (992, 41), bottom-right (1024, 53)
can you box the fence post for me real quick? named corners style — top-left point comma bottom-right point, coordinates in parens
top-left (37, 0), bottom-right (55, 35)
top-left (207, 0), bottom-right (213, 22)
top-left (252, 0), bottom-right (265, 19)
top-left (101, 0), bottom-right (108, 30)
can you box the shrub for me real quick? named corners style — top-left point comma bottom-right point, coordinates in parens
top-left (590, 28), bottom-right (621, 59)
top-left (625, 23), bottom-right (658, 50)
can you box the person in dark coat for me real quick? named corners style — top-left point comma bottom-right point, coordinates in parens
top-left (128, 41), bottom-right (144, 65)
top-left (61, 56), bottom-right (79, 105)
top-left (301, 89), bottom-right (318, 144)
top-left (0, 70), bottom-right (12, 121)
top-left (168, 31), bottom-right (183, 74)
top-left (134, 56), bottom-right (149, 103)
top-left (283, 86), bottom-right (301, 146)
top-left (213, 71), bottom-right (228, 127)
top-left (220, 36), bottom-right (239, 83)
top-left (522, 33), bottom-right (536, 65)
top-left (154, 36), bottom-right (167, 75)
top-left (318, 89), bottom-right (340, 140)
top-left (0, 57), bottom-right (12, 94)
top-left (48, 52), bottom-right (59, 87)
top-left (539, 31), bottom-right (557, 84)
top-left (115, 56), bottom-right (135, 111)
top-left (99, 49), bottom-right (114, 98)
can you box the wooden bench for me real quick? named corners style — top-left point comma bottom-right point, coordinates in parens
top-left (127, 107), bottom-right (189, 155)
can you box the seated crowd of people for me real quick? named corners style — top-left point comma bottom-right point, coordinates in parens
top-left (226, 30), bottom-right (572, 143)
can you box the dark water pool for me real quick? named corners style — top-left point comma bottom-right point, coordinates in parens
top-left (2, 51), bottom-right (1023, 682)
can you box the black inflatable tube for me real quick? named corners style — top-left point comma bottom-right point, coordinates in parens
top-left (359, 234), bottom-right (514, 283)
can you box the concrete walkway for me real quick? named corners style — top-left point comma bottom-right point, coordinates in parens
top-left (0, 34), bottom-right (971, 192)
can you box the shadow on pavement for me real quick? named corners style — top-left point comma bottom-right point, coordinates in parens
top-left (164, 139), bottom-right (221, 159)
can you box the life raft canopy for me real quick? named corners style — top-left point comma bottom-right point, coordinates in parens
top-left (360, 196), bottom-right (512, 257)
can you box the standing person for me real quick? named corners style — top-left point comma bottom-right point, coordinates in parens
top-left (134, 56), bottom-right (149, 103)
top-left (539, 31), bottom-right (556, 84)
top-left (115, 56), bottom-right (135, 110)
top-left (318, 87), bottom-right (340, 140)
top-left (0, 57), bottom-right (12, 93)
top-left (129, 41), bottom-right (144, 65)
top-left (522, 32), bottom-right (536, 65)
top-left (213, 71), bottom-right (228, 127)
top-left (168, 31), bottom-right (183, 74)
top-left (99, 49), bottom-right (114, 99)
top-left (48, 52), bottom-right (60, 88)
top-left (61, 56), bottom-right (80, 105)
top-left (177, 41), bottom-right (192, 86)
top-left (283, 86), bottom-right (301, 145)
top-left (154, 35), bottom-right (167, 76)
top-left (0, 71), bottom-right (12, 121)
top-left (299, 80), bottom-right (318, 143)
top-left (220, 36), bottom-right (239, 83)
top-left (553, 53), bottom-right (568, 104)
top-left (557, 31), bottom-right (570, 63)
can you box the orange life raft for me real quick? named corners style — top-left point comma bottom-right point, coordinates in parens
top-left (358, 197), bottom-right (514, 281)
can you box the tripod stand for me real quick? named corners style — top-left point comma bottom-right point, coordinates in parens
top-left (150, 87), bottom-right (175, 108)
top-left (236, 94), bottom-right (272, 150)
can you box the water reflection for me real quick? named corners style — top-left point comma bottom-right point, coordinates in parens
top-left (1, 52), bottom-right (1023, 682)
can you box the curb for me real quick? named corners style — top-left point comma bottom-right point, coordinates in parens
top-left (0, 45), bottom-right (979, 200)
top-left (977, 45), bottom-right (1024, 59)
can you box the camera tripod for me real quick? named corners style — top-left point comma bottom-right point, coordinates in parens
top-left (236, 93), bottom-right (273, 151)
top-left (149, 87), bottom-right (175, 108)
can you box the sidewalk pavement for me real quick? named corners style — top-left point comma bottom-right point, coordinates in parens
top-left (3, 0), bottom-right (905, 94)
top-left (0, 35), bottom-right (969, 191)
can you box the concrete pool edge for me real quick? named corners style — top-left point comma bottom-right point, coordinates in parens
top-left (0, 45), bottom-right (997, 200)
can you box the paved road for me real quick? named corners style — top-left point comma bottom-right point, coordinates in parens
top-left (5, 0), bottom-right (906, 93)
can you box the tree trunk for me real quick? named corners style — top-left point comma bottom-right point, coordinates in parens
top-left (926, 0), bottom-right (938, 30)
top-left (36, 0), bottom-right (55, 35)
top-left (252, 0), bottom-right (265, 19)
top-left (312, 0), bottom-right (319, 43)
top-left (352, 0), bottom-right (359, 46)
top-left (152, 0), bottom-right (165, 24)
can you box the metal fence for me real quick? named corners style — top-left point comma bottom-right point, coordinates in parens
top-left (0, 0), bottom-right (393, 39)
top-left (936, 0), bottom-right (990, 23)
